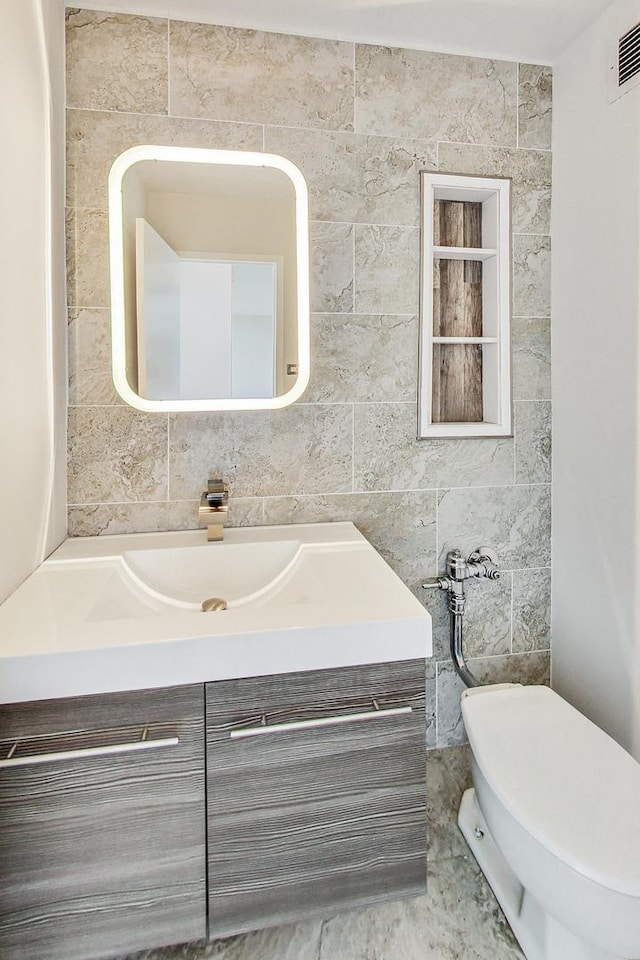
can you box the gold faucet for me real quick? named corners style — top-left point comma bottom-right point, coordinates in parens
top-left (198, 478), bottom-right (229, 541)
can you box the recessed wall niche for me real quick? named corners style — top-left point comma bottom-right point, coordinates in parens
top-left (418, 173), bottom-right (512, 438)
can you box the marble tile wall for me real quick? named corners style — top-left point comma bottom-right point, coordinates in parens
top-left (65, 9), bottom-right (553, 747)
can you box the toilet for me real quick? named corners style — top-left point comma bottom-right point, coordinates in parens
top-left (458, 683), bottom-right (640, 960)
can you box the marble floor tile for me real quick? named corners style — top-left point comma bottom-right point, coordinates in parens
top-left (426, 751), bottom-right (470, 861)
top-left (319, 856), bottom-right (522, 960)
top-left (441, 744), bottom-right (474, 795)
top-left (116, 746), bottom-right (523, 960)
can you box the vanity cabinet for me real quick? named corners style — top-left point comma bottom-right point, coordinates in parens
top-left (0, 685), bottom-right (206, 960)
top-left (206, 659), bottom-right (427, 937)
top-left (0, 660), bottom-right (426, 958)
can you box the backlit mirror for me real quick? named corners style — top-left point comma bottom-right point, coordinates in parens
top-left (108, 146), bottom-right (310, 412)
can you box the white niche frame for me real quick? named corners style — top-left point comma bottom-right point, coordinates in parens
top-left (418, 172), bottom-right (512, 439)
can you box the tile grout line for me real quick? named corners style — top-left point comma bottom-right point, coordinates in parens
top-left (516, 61), bottom-right (521, 150)
top-left (166, 412), bottom-right (171, 502)
top-left (352, 41), bottom-right (357, 134)
top-left (68, 204), bottom-right (551, 239)
top-left (351, 404), bottom-right (355, 492)
top-left (66, 105), bottom-right (551, 153)
top-left (166, 17), bottom-right (170, 117)
top-left (510, 570), bottom-right (515, 654)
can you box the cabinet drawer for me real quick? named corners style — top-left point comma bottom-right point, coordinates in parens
top-left (0, 685), bottom-right (206, 960)
top-left (206, 660), bottom-right (426, 937)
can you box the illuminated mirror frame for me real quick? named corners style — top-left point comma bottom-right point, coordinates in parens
top-left (108, 145), bottom-right (310, 412)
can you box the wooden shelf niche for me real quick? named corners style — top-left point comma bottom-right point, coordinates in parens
top-left (418, 173), bottom-right (512, 439)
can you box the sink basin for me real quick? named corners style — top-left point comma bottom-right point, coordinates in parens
top-left (122, 539), bottom-right (302, 608)
top-left (0, 522), bottom-right (432, 704)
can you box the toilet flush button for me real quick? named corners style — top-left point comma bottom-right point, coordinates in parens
top-left (474, 827), bottom-right (485, 839)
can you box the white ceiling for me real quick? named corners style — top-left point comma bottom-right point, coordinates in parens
top-left (70, 0), bottom-right (617, 63)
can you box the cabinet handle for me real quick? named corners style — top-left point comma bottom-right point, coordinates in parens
top-left (0, 735), bottom-right (179, 769)
top-left (229, 705), bottom-right (412, 740)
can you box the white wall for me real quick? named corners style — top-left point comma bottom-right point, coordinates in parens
top-left (552, 0), bottom-right (640, 756)
top-left (0, 0), bottom-right (67, 603)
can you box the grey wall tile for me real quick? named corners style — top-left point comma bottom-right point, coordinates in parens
top-left (518, 64), bottom-right (552, 150)
top-left (512, 568), bottom-right (551, 652)
top-left (427, 575), bottom-right (512, 662)
top-left (67, 109), bottom-right (263, 210)
top-left (354, 404), bottom-right (514, 492)
top-left (513, 234), bottom-right (551, 317)
top-left (437, 484), bottom-right (551, 569)
top-left (436, 651), bottom-right (550, 747)
top-left (436, 661), bottom-right (467, 746)
top-left (355, 45), bottom-right (517, 146)
top-left (67, 498), bottom-right (264, 538)
top-left (68, 308), bottom-right (120, 406)
top-left (168, 406), bottom-right (353, 500)
top-left (66, 9), bottom-right (168, 114)
top-left (169, 21), bottom-right (354, 130)
top-left (512, 317), bottom-right (551, 401)
top-left (64, 13), bottom-right (552, 755)
top-left (437, 142), bottom-right (551, 235)
top-left (265, 126), bottom-right (437, 225)
top-left (310, 222), bottom-right (354, 313)
top-left (426, 660), bottom-right (436, 750)
top-left (305, 314), bottom-right (417, 404)
top-left (471, 650), bottom-right (550, 686)
top-left (66, 207), bottom-right (109, 309)
top-left (515, 401), bottom-right (551, 484)
top-left (263, 490), bottom-right (437, 592)
top-left (354, 224), bottom-right (419, 314)
top-left (68, 407), bottom-right (168, 504)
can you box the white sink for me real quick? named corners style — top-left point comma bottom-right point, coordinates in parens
top-left (122, 539), bottom-right (302, 608)
top-left (0, 522), bottom-right (432, 703)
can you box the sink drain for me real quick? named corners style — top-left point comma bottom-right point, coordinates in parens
top-left (201, 597), bottom-right (228, 612)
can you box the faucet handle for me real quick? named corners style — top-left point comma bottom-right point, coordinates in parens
top-left (206, 477), bottom-right (229, 508)
top-left (467, 547), bottom-right (500, 580)
top-left (421, 577), bottom-right (449, 591)
top-left (469, 546), bottom-right (498, 565)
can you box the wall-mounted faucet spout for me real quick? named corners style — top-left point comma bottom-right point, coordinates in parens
top-left (422, 548), bottom-right (500, 688)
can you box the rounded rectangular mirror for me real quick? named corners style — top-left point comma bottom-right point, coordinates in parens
top-left (108, 146), bottom-right (310, 411)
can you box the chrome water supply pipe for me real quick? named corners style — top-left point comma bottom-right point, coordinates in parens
top-left (422, 548), bottom-right (500, 688)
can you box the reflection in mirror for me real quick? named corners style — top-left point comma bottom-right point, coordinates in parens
top-left (108, 146), bottom-right (310, 412)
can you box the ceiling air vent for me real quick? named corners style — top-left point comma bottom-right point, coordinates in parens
top-left (611, 20), bottom-right (640, 101)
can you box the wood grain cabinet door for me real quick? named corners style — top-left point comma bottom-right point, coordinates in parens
top-left (206, 659), bottom-right (426, 938)
top-left (0, 685), bottom-right (206, 960)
